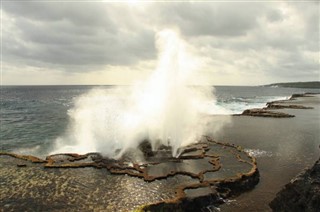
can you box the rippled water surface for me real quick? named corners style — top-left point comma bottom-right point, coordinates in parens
top-left (0, 85), bottom-right (319, 211)
top-left (1, 85), bottom-right (318, 156)
top-left (217, 95), bottom-right (320, 211)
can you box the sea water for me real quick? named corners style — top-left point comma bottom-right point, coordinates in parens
top-left (1, 85), bottom-right (319, 156)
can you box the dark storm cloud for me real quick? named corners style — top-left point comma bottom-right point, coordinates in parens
top-left (2, 2), bottom-right (156, 71)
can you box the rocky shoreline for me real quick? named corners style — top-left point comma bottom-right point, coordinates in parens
top-left (269, 157), bottom-right (320, 212)
top-left (1, 92), bottom-right (318, 211)
top-left (225, 92), bottom-right (319, 211)
top-left (240, 108), bottom-right (295, 118)
top-left (0, 137), bottom-right (260, 211)
top-left (238, 93), bottom-right (317, 118)
top-left (265, 93), bottom-right (319, 212)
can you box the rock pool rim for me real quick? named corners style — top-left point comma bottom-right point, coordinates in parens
top-left (0, 136), bottom-right (259, 211)
top-left (235, 92), bottom-right (318, 118)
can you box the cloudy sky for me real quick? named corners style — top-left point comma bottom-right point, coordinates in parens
top-left (1, 1), bottom-right (319, 85)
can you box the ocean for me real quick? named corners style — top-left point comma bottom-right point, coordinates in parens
top-left (1, 85), bottom-right (319, 156)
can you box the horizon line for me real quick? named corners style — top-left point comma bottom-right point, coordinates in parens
top-left (1, 81), bottom-right (319, 87)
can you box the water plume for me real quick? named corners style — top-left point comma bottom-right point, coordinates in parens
top-left (51, 29), bottom-right (231, 158)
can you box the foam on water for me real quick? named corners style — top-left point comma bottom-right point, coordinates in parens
top-left (219, 96), bottom-right (289, 114)
top-left (2, 84), bottom-right (318, 156)
top-left (51, 30), bottom-right (231, 158)
top-left (244, 149), bottom-right (273, 158)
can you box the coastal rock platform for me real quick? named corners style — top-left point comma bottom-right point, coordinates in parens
top-left (0, 137), bottom-right (259, 212)
top-left (240, 108), bottom-right (295, 118)
top-left (239, 93), bottom-right (318, 118)
top-left (269, 157), bottom-right (320, 212)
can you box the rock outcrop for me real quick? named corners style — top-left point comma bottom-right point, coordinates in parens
top-left (266, 104), bottom-right (313, 110)
top-left (240, 109), bottom-right (295, 118)
top-left (0, 137), bottom-right (260, 212)
top-left (269, 158), bottom-right (320, 212)
top-left (239, 93), bottom-right (317, 118)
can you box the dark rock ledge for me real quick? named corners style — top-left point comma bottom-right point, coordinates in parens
top-left (269, 157), bottom-right (320, 212)
top-left (240, 108), bottom-right (295, 118)
top-left (0, 137), bottom-right (260, 212)
top-left (237, 93), bottom-right (316, 118)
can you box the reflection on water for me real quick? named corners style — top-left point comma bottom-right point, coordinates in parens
top-left (0, 140), bottom-right (259, 211)
top-left (244, 149), bottom-right (273, 158)
top-left (217, 95), bottom-right (320, 211)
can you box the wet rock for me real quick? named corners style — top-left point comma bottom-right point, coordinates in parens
top-left (290, 93), bottom-right (306, 99)
top-left (240, 109), bottom-right (294, 118)
top-left (266, 104), bottom-right (313, 110)
top-left (289, 93), bottom-right (319, 100)
top-left (138, 140), bottom-right (154, 157)
top-left (305, 92), bottom-right (320, 95)
top-left (269, 158), bottom-right (320, 212)
top-left (239, 92), bottom-right (316, 118)
top-left (0, 138), bottom-right (260, 211)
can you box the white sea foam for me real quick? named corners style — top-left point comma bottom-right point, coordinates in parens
top-left (221, 96), bottom-right (289, 114)
top-left (51, 29), bottom-right (231, 158)
top-left (244, 148), bottom-right (273, 158)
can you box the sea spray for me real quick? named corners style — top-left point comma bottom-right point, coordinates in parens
top-left (51, 29), bottom-right (231, 158)
top-left (52, 88), bottom-right (128, 156)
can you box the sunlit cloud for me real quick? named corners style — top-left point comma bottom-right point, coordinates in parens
top-left (1, 1), bottom-right (319, 85)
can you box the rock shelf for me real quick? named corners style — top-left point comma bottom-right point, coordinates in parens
top-left (239, 93), bottom-right (317, 118)
top-left (0, 137), bottom-right (259, 212)
top-left (270, 157), bottom-right (320, 212)
top-left (241, 108), bottom-right (295, 118)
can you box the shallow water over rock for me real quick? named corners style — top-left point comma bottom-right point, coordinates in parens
top-left (0, 138), bottom-right (259, 211)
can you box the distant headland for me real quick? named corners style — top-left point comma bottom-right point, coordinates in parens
top-left (264, 81), bottom-right (320, 89)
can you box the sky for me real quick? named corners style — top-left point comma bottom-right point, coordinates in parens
top-left (1, 0), bottom-right (319, 86)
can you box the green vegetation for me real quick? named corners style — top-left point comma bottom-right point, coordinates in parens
top-left (265, 81), bottom-right (320, 89)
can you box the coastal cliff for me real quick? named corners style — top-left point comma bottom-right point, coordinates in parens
top-left (269, 158), bottom-right (320, 212)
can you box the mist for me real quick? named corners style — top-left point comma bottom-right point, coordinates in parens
top-left (51, 29), bottom-right (231, 158)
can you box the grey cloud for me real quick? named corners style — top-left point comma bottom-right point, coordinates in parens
top-left (302, 7), bottom-right (319, 52)
top-left (2, 1), bottom-right (319, 84)
top-left (150, 2), bottom-right (267, 37)
top-left (3, 2), bottom-right (116, 28)
top-left (280, 52), bottom-right (319, 72)
top-left (191, 3), bottom-right (318, 53)
top-left (266, 9), bottom-right (283, 22)
top-left (261, 50), bottom-right (319, 80)
top-left (2, 2), bottom-right (156, 71)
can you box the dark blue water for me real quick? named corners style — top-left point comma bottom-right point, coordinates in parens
top-left (0, 86), bottom-right (95, 153)
top-left (1, 85), bottom-right (319, 155)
